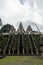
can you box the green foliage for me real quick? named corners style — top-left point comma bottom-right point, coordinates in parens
top-left (23, 34), bottom-right (29, 48)
top-left (1, 24), bottom-right (13, 33)
top-left (13, 34), bottom-right (18, 49)
top-left (0, 18), bottom-right (2, 26)
top-left (0, 35), bottom-right (9, 49)
top-left (0, 33), bottom-right (43, 53)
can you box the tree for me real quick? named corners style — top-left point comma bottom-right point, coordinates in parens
top-left (39, 46), bottom-right (43, 58)
top-left (1, 24), bottom-right (13, 33)
top-left (0, 18), bottom-right (2, 26)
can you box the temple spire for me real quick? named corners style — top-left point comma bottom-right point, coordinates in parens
top-left (27, 25), bottom-right (32, 32)
top-left (18, 22), bottom-right (24, 34)
top-left (19, 22), bottom-right (23, 29)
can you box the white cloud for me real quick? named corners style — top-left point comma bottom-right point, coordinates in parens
top-left (0, 0), bottom-right (43, 32)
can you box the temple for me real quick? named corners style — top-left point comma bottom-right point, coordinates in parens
top-left (0, 22), bottom-right (43, 55)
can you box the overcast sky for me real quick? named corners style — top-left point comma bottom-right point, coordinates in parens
top-left (0, 0), bottom-right (43, 32)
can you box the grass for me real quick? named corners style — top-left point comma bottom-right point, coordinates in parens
top-left (0, 56), bottom-right (43, 65)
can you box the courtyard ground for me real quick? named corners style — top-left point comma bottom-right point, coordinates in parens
top-left (0, 56), bottom-right (43, 65)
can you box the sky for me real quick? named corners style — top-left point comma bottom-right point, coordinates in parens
top-left (0, 0), bottom-right (43, 32)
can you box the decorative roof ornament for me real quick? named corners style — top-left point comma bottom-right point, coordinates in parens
top-left (9, 26), bottom-right (15, 34)
top-left (19, 22), bottom-right (23, 29)
top-left (27, 25), bottom-right (32, 32)
top-left (18, 22), bottom-right (24, 34)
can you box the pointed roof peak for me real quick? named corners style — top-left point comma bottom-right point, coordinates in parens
top-left (19, 22), bottom-right (22, 25)
top-left (27, 25), bottom-right (31, 29)
top-left (19, 22), bottom-right (23, 28)
top-left (27, 25), bottom-right (32, 31)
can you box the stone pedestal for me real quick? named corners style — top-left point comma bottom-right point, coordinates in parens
top-left (40, 47), bottom-right (43, 55)
top-left (26, 47), bottom-right (28, 55)
top-left (12, 49), bottom-right (14, 54)
top-left (3, 50), bottom-right (5, 54)
top-left (23, 48), bottom-right (24, 55)
top-left (17, 48), bottom-right (19, 55)
top-left (8, 49), bottom-right (10, 54)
